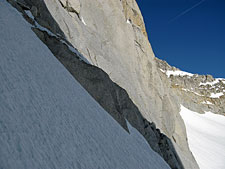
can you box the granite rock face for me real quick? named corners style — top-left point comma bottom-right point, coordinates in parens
top-left (32, 27), bottom-right (184, 169)
top-left (7, 0), bottom-right (225, 169)
top-left (58, 0), bottom-right (80, 14)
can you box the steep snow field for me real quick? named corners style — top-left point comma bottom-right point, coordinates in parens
top-left (0, 1), bottom-right (170, 169)
top-left (180, 105), bottom-right (225, 169)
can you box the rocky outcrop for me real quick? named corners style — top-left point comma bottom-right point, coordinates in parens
top-left (156, 58), bottom-right (225, 116)
top-left (121, 0), bottom-right (147, 37)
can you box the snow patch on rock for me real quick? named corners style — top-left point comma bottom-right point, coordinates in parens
top-left (126, 19), bottom-right (131, 24)
top-left (199, 79), bottom-right (220, 86)
top-left (24, 10), bottom-right (34, 20)
top-left (81, 16), bottom-right (87, 25)
top-left (210, 92), bottom-right (224, 98)
top-left (201, 101), bottom-right (213, 105)
top-left (160, 69), bottom-right (194, 78)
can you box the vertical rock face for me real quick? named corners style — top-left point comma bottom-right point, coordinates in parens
top-left (30, 0), bottom-right (197, 168)
top-left (31, 27), bottom-right (184, 169)
top-left (8, 0), bottom-right (225, 169)
top-left (0, 2), bottom-right (173, 168)
top-left (10, 0), bottom-right (196, 168)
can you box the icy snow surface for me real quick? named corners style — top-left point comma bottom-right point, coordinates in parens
top-left (0, 1), bottom-right (170, 169)
top-left (180, 105), bottom-right (225, 169)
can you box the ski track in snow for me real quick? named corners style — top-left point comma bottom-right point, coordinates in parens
top-left (0, 1), bottom-right (170, 169)
top-left (180, 105), bottom-right (225, 169)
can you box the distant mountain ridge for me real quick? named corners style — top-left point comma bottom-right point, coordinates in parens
top-left (156, 58), bottom-right (225, 116)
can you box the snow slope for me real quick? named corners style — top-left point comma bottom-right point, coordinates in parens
top-left (180, 105), bottom-right (225, 169)
top-left (0, 1), bottom-right (170, 169)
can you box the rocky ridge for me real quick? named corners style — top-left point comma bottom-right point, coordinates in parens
top-left (156, 58), bottom-right (225, 116)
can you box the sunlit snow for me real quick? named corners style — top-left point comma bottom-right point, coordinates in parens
top-left (200, 81), bottom-right (219, 86)
top-left (160, 69), bottom-right (194, 78)
top-left (126, 19), bottom-right (131, 24)
top-left (166, 70), bottom-right (193, 77)
top-left (210, 92), bottom-right (224, 98)
top-left (81, 16), bottom-right (87, 25)
top-left (180, 105), bottom-right (225, 169)
top-left (200, 78), bottom-right (225, 86)
top-left (201, 101), bottom-right (213, 105)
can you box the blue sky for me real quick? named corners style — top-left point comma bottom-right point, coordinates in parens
top-left (136, 0), bottom-right (225, 78)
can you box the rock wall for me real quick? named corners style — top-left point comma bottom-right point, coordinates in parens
top-left (7, 0), bottom-right (207, 168)
top-left (32, 27), bottom-right (184, 169)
